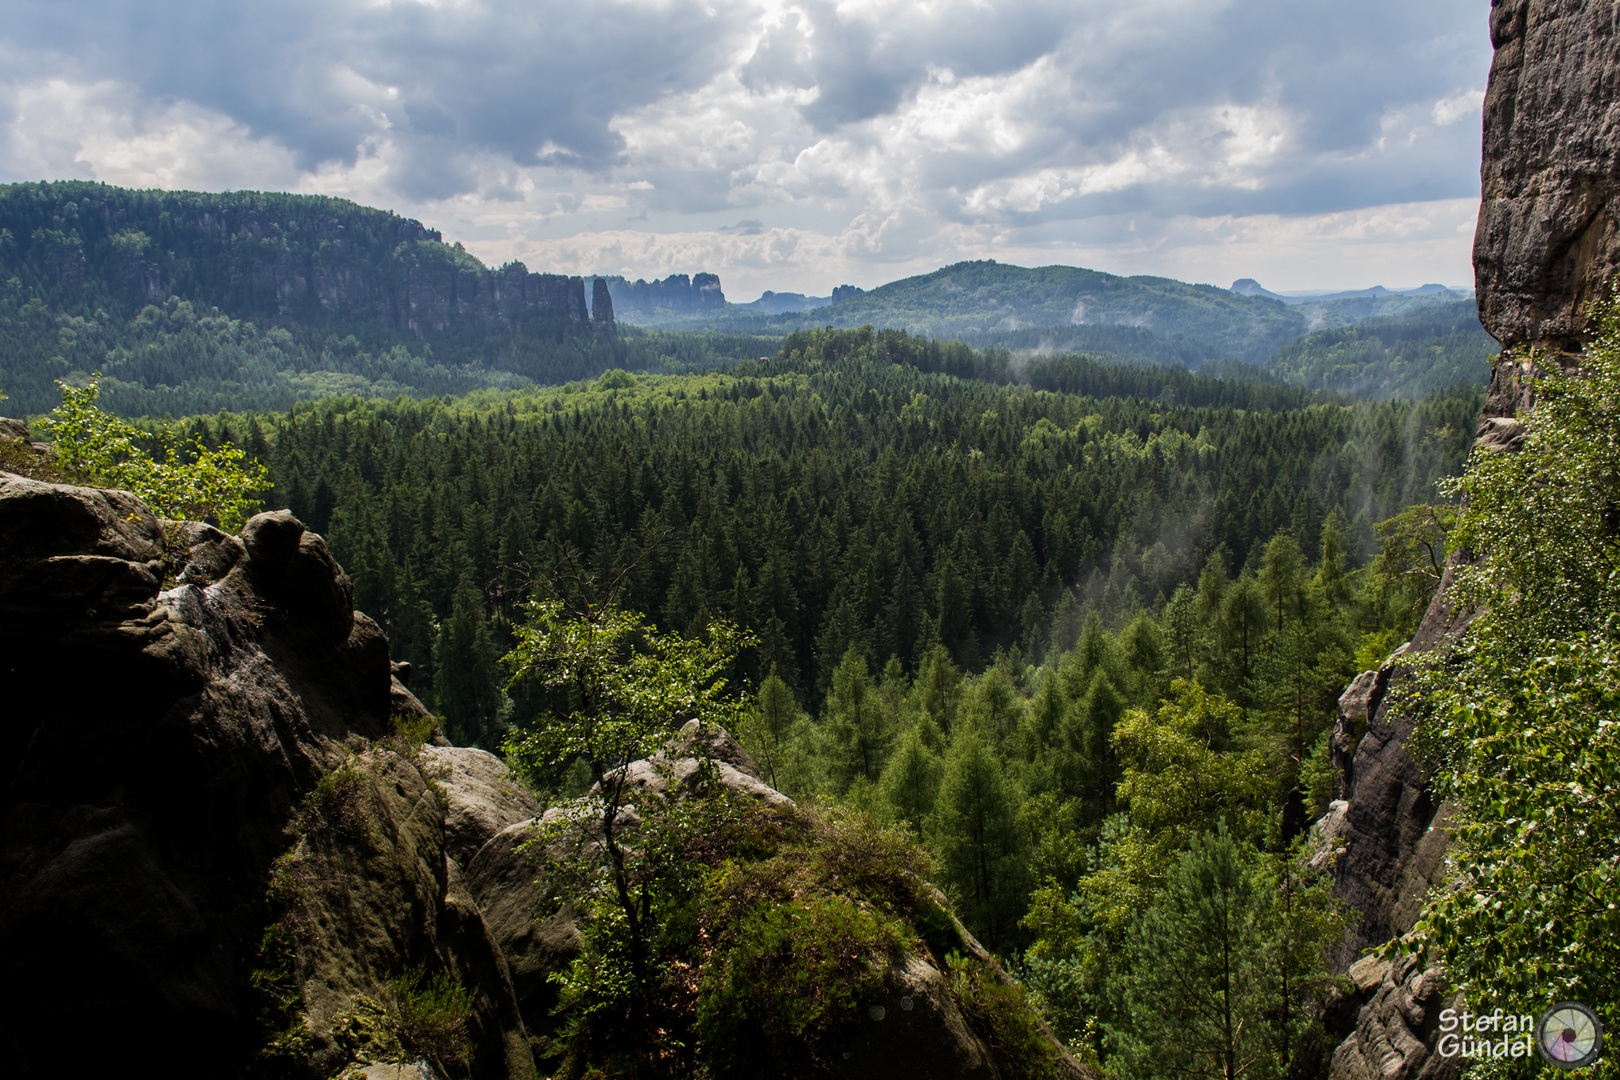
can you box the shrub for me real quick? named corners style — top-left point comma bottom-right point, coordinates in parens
top-left (382, 964), bottom-right (476, 1069)
top-left (39, 373), bottom-right (267, 530)
top-left (696, 892), bottom-right (903, 1078)
top-left (948, 957), bottom-right (1064, 1080)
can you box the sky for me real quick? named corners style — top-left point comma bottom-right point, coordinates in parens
top-left (0, 0), bottom-right (1493, 302)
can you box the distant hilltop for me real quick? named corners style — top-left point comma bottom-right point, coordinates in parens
top-left (598, 273), bottom-right (866, 316)
top-left (1231, 278), bottom-right (1473, 305)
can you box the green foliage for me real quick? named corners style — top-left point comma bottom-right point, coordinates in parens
top-left (879, 723), bottom-right (944, 834)
top-left (1399, 317), bottom-right (1620, 1033)
top-left (40, 373), bottom-right (268, 529)
top-left (934, 725), bottom-right (1028, 948)
top-left (948, 957), bottom-right (1066, 1079)
top-left (247, 917), bottom-right (310, 1072)
top-left (299, 757), bottom-right (371, 836)
top-left (380, 964), bottom-right (476, 1070)
top-left (1402, 301), bottom-right (1620, 1071)
top-left (696, 893), bottom-right (901, 1077)
top-left (503, 598), bottom-right (751, 788)
top-left (244, 335), bottom-right (1477, 728)
top-left (1415, 639), bottom-right (1620, 1010)
top-left (825, 647), bottom-right (892, 791)
top-left (1110, 826), bottom-right (1344, 1080)
top-left (1080, 682), bottom-right (1272, 931)
top-left (1263, 300), bottom-right (1494, 399)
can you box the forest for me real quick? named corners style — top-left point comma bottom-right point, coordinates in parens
top-left (0, 182), bottom-right (1520, 1075)
top-left (41, 322), bottom-right (1463, 1065)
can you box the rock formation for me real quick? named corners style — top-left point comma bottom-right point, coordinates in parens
top-left (1319, 2), bottom-right (1620, 1076)
top-left (1475, 0), bottom-right (1620, 353)
top-left (0, 182), bottom-right (604, 342)
top-left (465, 717), bottom-right (1089, 1080)
top-left (602, 272), bottom-right (727, 318)
top-left (0, 461), bottom-right (535, 1077)
top-left (590, 276), bottom-right (617, 337)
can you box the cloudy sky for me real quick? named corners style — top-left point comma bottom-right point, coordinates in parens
top-left (0, 0), bottom-right (1492, 300)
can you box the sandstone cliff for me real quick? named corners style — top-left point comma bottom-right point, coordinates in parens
top-left (1318, 3), bottom-right (1620, 1077)
top-left (601, 272), bottom-right (727, 318)
top-left (0, 181), bottom-right (603, 342)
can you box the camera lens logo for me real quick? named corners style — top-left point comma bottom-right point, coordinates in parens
top-left (1536, 1003), bottom-right (1603, 1069)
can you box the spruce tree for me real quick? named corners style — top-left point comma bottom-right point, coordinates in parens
top-left (879, 724), bottom-right (943, 834)
top-left (935, 725), bottom-right (1026, 947)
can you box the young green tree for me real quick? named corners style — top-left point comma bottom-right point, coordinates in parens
top-left (502, 597), bottom-right (751, 1032)
top-left (40, 374), bottom-right (268, 530)
top-left (741, 667), bottom-right (800, 791)
top-left (824, 646), bottom-right (891, 790)
top-left (1079, 681), bottom-right (1272, 931)
top-left (878, 723), bottom-right (943, 834)
top-left (934, 725), bottom-right (1027, 947)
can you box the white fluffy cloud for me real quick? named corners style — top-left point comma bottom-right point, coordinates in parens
top-left (0, 0), bottom-right (1492, 299)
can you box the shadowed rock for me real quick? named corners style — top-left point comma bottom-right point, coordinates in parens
top-left (0, 481), bottom-right (533, 1078)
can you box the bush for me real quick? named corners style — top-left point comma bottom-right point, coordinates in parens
top-left (39, 373), bottom-right (267, 529)
top-left (382, 964), bottom-right (476, 1068)
top-left (948, 957), bottom-right (1064, 1080)
top-left (696, 892), bottom-right (902, 1078)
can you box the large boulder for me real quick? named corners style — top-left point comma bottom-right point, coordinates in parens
top-left (425, 747), bottom-right (545, 868)
top-left (0, 482), bottom-right (532, 1077)
top-left (466, 727), bottom-right (1089, 1080)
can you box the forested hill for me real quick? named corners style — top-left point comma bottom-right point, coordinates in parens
top-left (193, 325), bottom-right (1484, 750)
top-left (630, 260), bottom-right (1311, 361)
top-left (1263, 300), bottom-right (1497, 398)
top-left (0, 181), bottom-right (691, 415)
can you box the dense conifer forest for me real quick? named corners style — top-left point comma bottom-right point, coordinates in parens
top-left (6, 306), bottom-right (1485, 1072)
top-left (213, 328), bottom-right (1471, 734)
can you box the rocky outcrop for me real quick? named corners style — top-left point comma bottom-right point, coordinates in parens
top-left (1322, 594), bottom-right (1461, 967)
top-left (0, 181), bottom-right (605, 341)
top-left (0, 474), bottom-right (533, 1077)
top-left (1325, 954), bottom-right (1464, 1080)
top-left (1475, 0), bottom-right (1620, 353)
top-left (465, 719), bottom-right (1090, 1079)
top-left (590, 276), bottom-right (617, 337)
top-left (602, 271), bottom-right (727, 317)
top-left (1320, 3), bottom-right (1620, 1077)
top-left (425, 746), bottom-right (544, 868)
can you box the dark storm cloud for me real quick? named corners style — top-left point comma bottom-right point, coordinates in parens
top-left (0, 0), bottom-right (1490, 218)
top-left (2, 0), bottom-right (747, 197)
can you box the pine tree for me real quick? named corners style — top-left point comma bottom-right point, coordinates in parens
top-left (434, 583), bottom-right (505, 747)
top-left (1113, 826), bottom-right (1339, 1080)
top-left (825, 647), bottom-right (891, 789)
top-left (935, 725), bottom-right (1026, 948)
top-left (879, 724), bottom-right (943, 834)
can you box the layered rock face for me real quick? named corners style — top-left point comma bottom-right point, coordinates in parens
top-left (0, 182), bottom-right (602, 341)
top-left (1475, 0), bottom-right (1620, 353)
top-left (1319, 3), bottom-right (1620, 1077)
top-left (602, 271), bottom-right (727, 317)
